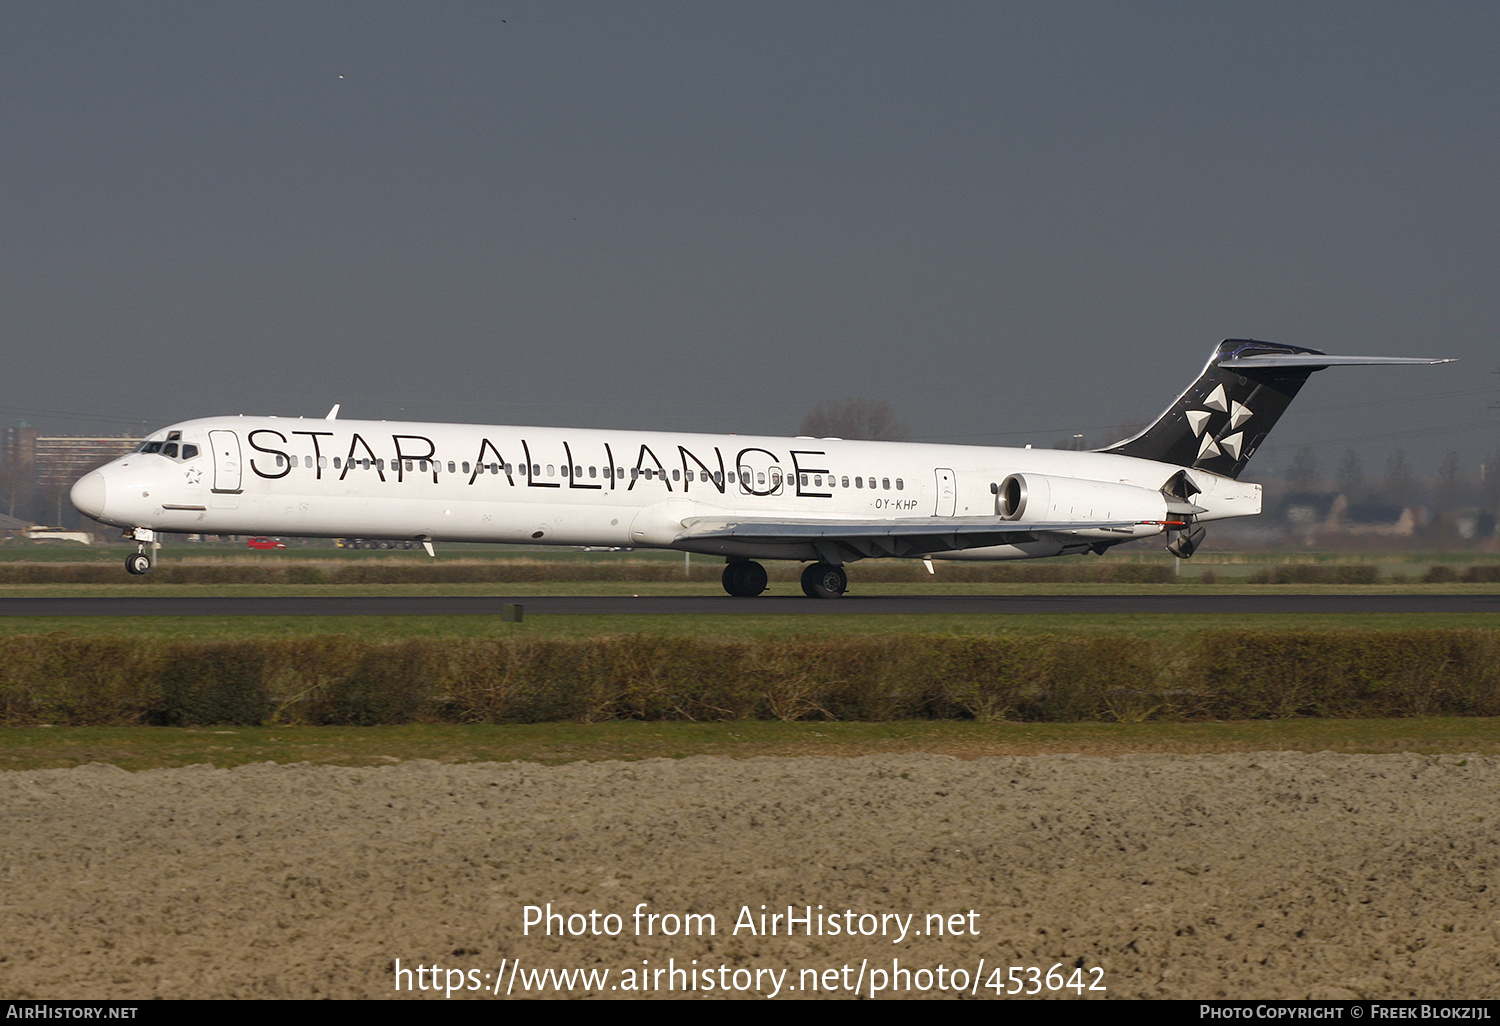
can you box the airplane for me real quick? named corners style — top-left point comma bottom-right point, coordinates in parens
top-left (70, 339), bottom-right (1453, 597)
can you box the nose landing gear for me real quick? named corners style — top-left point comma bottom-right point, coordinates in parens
top-left (123, 528), bottom-right (158, 575)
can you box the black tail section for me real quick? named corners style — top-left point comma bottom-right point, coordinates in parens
top-left (1098, 339), bottom-right (1325, 479)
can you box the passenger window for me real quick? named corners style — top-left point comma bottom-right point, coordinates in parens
top-left (589, 466), bottom-right (597, 478)
top-left (673, 469), bottom-right (681, 481)
top-left (547, 465), bottom-right (555, 477)
top-left (757, 472), bottom-right (765, 485)
top-left (896, 479), bottom-right (903, 490)
top-left (306, 456), bottom-right (314, 469)
top-left (574, 465), bottom-right (582, 478)
top-left (333, 457), bottom-right (341, 469)
top-left (447, 461), bottom-right (455, 473)
top-left (841, 476), bottom-right (849, 488)
top-left (319, 457), bottom-right (328, 469)
top-left (275, 455), bottom-right (285, 467)
top-left (882, 478), bottom-right (890, 490)
top-left (685, 470), bottom-right (693, 482)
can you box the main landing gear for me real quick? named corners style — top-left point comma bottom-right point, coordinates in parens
top-left (722, 560), bottom-right (768, 598)
top-left (800, 561), bottom-right (847, 599)
top-left (721, 559), bottom-right (850, 598)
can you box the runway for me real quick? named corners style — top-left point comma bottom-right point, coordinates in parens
top-left (0, 594), bottom-right (1497, 616)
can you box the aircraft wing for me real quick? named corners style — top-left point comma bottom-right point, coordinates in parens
top-left (679, 515), bottom-right (1170, 559)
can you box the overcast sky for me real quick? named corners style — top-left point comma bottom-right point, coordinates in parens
top-left (3, 1), bottom-right (1496, 481)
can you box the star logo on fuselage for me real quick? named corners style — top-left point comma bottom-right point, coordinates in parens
top-left (185, 467), bottom-right (202, 485)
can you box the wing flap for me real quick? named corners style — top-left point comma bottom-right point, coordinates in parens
top-left (679, 515), bottom-right (1170, 558)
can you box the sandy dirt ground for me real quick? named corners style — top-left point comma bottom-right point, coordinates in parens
top-left (2, 753), bottom-right (1497, 1000)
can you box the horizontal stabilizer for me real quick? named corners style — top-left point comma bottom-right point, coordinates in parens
top-left (1219, 354), bottom-right (1456, 368)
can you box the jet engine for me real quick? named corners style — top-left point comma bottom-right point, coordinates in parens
top-left (996, 473), bottom-right (1169, 523)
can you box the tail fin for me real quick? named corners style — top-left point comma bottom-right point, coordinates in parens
top-left (1098, 339), bottom-right (1454, 479)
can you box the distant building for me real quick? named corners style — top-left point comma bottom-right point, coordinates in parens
top-left (1, 422), bottom-right (138, 527)
top-left (1280, 491), bottom-right (1418, 543)
top-left (33, 434), bottom-right (139, 491)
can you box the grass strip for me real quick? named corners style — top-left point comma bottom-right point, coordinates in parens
top-left (0, 612), bottom-right (1494, 641)
top-left (3, 718), bottom-right (1497, 772)
top-left (2, 558), bottom-right (1498, 585)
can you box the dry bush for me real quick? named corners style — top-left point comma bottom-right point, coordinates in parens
top-left (4, 630), bottom-right (1499, 726)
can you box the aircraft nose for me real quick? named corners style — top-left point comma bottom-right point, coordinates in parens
top-left (71, 471), bottom-right (107, 520)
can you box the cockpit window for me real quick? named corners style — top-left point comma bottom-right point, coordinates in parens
top-left (136, 438), bottom-right (199, 460)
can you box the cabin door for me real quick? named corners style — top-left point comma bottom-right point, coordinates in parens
top-left (209, 430), bottom-right (243, 507)
top-left (934, 468), bottom-right (957, 516)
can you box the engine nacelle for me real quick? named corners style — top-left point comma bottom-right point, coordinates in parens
top-left (997, 473), bottom-right (1168, 523)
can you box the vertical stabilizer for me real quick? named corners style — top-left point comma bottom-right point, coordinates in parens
top-left (1099, 339), bottom-right (1325, 479)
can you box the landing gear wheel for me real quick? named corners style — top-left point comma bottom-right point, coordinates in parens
top-left (800, 561), bottom-right (847, 599)
top-left (125, 553), bottom-right (151, 575)
top-left (721, 560), bottom-right (768, 597)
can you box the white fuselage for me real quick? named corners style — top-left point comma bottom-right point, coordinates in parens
top-left (71, 416), bottom-right (1261, 561)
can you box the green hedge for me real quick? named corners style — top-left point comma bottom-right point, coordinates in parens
top-left (1245, 565), bottom-right (1382, 584)
top-left (2, 630), bottom-right (1497, 726)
